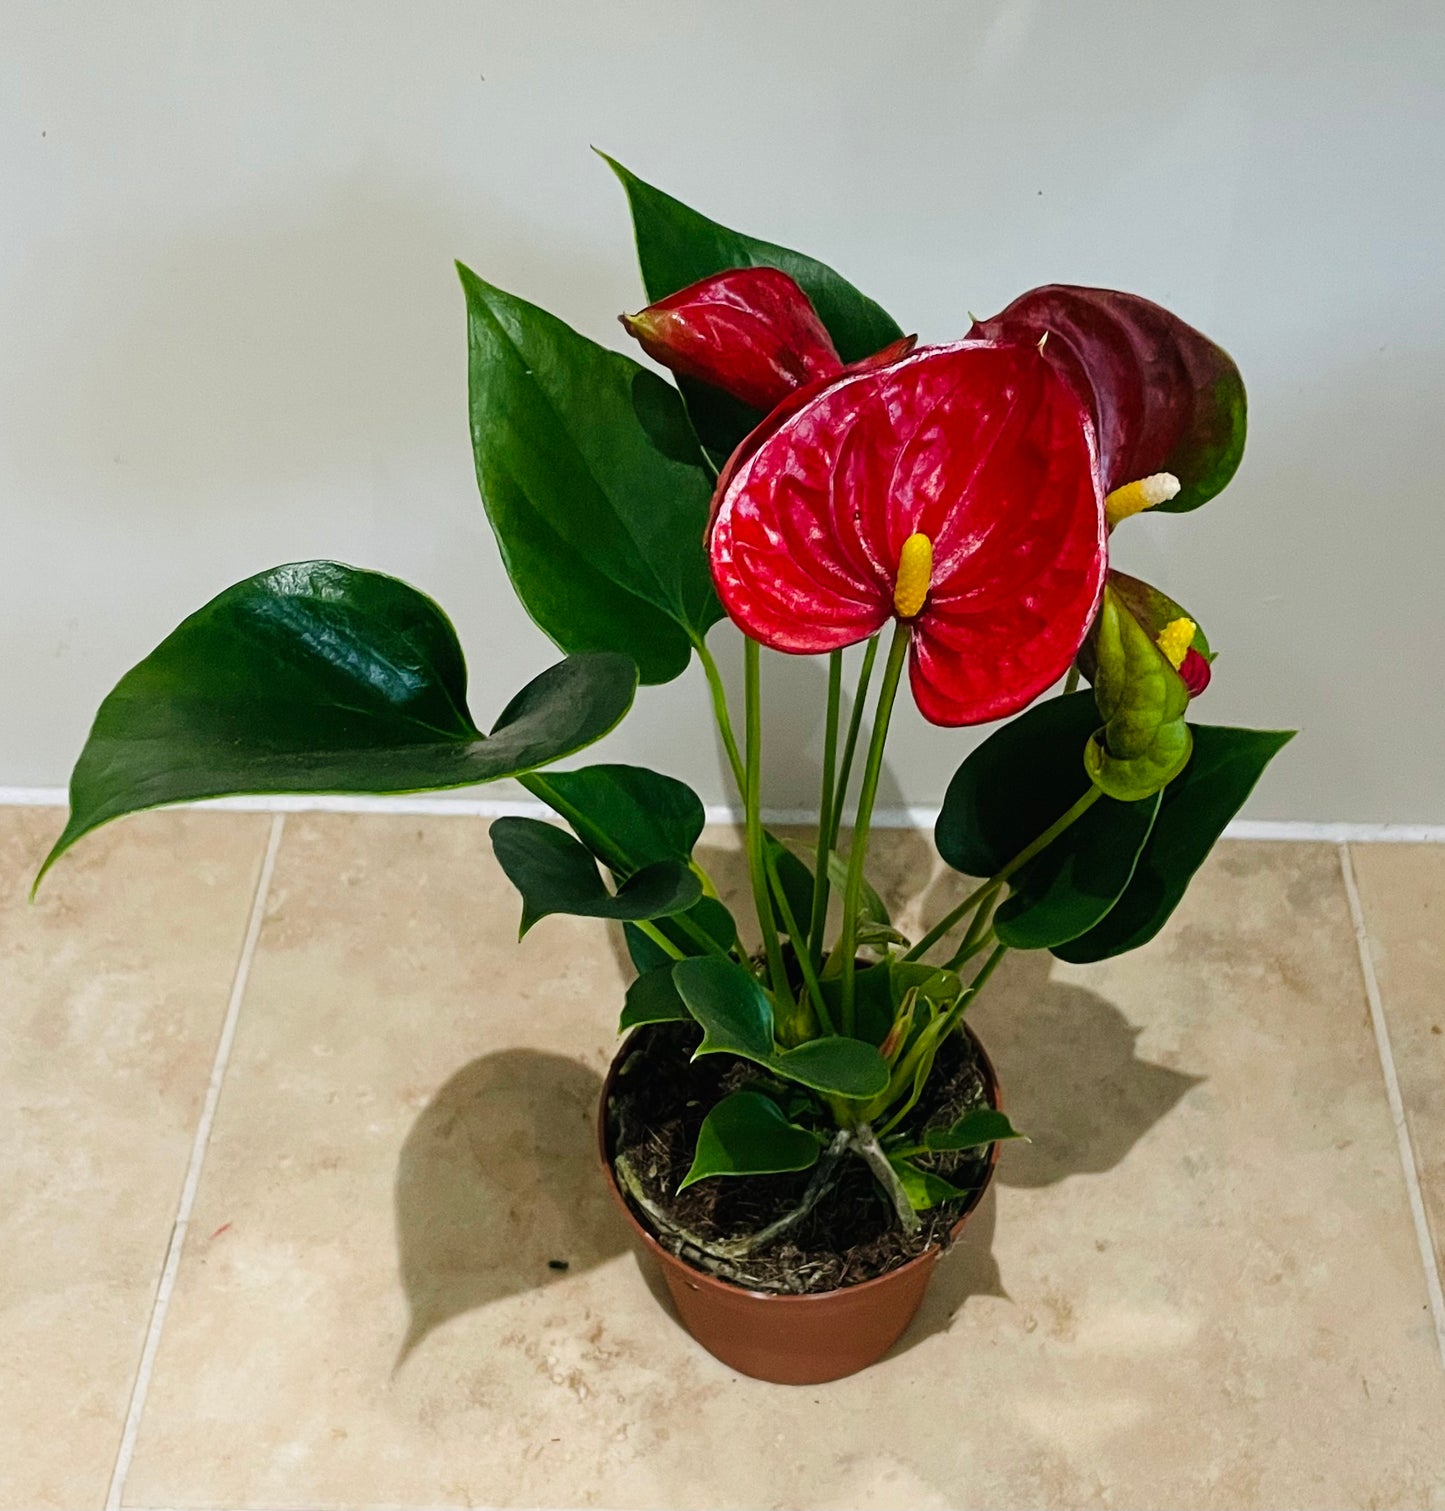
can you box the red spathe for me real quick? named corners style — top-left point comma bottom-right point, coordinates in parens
top-left (709, 340), bottom-right (1108, 727)
top-left (621, 267), bottom-right (843, 413)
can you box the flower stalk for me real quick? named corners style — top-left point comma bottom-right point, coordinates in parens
top-left (744, 637), bottom-right (796, 1026)
top-left (806, 649), bottom-right (845, 965)
top-left (838, 621), bottom-right (911, 1033)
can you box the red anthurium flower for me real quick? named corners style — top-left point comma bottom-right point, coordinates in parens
top-left (709, 340), bottom-right (1107, 726)
top-left (621, 267), bottom-right (845, 413)
top-left (968, 286), bottom-right (1246, 521)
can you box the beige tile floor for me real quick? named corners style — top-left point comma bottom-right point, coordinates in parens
top-left (4, 806), bottom-right (1444, 1510)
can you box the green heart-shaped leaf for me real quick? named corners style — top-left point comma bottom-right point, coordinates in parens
top-left (773, 1038), bottom-right (891, 1098)
top-left (673, 956), bottom-right (773, 1058)
top-left (490, 817), bottom-right (700, 937)
top-left (937, 692), bottom-right (1108, 876)
top-left (937, 688), bottom-right (1164, 948)
top-left (460, 265), bottom-right (720, 683)
top-left (994, 787), bottom-right (1161, 949)
top-left (920, 1108), bottom-right (1025, 1152)
top-left (618, 964), bottom-right (693, 1032)
top-left (824, 960), bottom-right (894, 1047)
top-left (37, 562), bottom-right (637, 888)
top-left (673, 956), bottom-right (889, 1097)
top-left (679, 1090), bottom-right (824, 1190)
top-left (527, 764), bottom-right (704, 877)
top-left (603, 154), bottom-right (904, 460)
top-left (1056, 724), bottom-right (1296, 963)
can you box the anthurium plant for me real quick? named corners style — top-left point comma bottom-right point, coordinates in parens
top-left (39, 156), bottom-right (1290, 1257)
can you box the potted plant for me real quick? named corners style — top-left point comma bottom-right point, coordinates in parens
top-left (35, 156), bottom-right (1291, 1385)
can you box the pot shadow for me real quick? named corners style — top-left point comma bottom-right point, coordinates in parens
top-left (392, 1047), bottom-right (626, 1368)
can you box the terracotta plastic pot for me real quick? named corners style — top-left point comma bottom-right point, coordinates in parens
top-left (597, 1026), bottom-right (1001, 1385)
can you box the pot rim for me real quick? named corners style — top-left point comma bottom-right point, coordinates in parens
top-left (597, 1020), bottom-right (1002, 1304)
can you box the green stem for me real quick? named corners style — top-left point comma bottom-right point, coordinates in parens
top-left (907, 784), bottom-right (1105, 962)
top-left (806, 651), bottom-right (845, 964)
top-left (944, 926), bottom-right (997, 974)
top-left (874, 941), bottom-right (1010, 1137)
top-left (634, 920), bottom-right (685, 961)
top-left (827, 634), bottom-right (880, 856)
top-left (698, 639), bottom-right (746, 796)
top-left (1063, 665), bottom-right (1081, 696)
top-left (744, 638), bottom-right (793, 1012)
top-left (838, 623), bottom-right (910, 1034)
top-left (903, 875), bottom-right (997, 961)
top-left (951, 888), bottom-right (998, 965)
top-left (670, 913), bottom-right (729, 958)
top-left (764, 850), bottom-right (832, 1037)
top-left (999, 785), bottom-right (1103, 883)
top-left (938, 943), bottom-right (1009, 1040)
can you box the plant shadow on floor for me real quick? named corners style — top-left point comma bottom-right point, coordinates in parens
top-left (393, 1047), bottom-right (625, 1368)
top-left (395, 831), bottom-right (1202, 1368)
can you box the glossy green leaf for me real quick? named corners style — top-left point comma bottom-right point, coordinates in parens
top-left (460, 264), bottom-right (720, 683)
top-left (889, 1156), bottom-right (973, 1211)
top-left (919, 1108), bottom-right (1025, 1152)
top-left (490, 817), bottom-right (700, 937)
top-left (673, 956), bottom-right (889, 1097)
top-left (775, 1038), bottom-right (891, 1099)
top-left (623, 894), bottom-right (738, 974)
top-left (526, 764), bottom-right (704, 876)
top-left (936, 692), bottom-right (1102, 877)
top-left (673, 955), bottom-right (776, 1058)
top-left (825, 960), bottom-right (895, 1047)
top-left (618, 964), bottom-right (692, 1032)
top-left (38, 563), bottom-right (638, 887)
top-left (603, 154), bottom-right (904, 458)
top-left (994, 789), bottom-right (1162, 949)
top-left (679, 1090), bottom-right (823, 1190)
top-left (1056, 724), bottom-right (1296, 963)
top-left (937, 688), bottom-right (1164, 947)
top-left (1087, 588), bottom-right (1193, 801)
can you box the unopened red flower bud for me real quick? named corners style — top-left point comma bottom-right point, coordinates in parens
top-left (620, 267), bottom-right (842, 412)
top-left (1179, 647), bottom-right (1212, 697)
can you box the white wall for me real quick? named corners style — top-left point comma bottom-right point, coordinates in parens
top-left (2, 1), bottom-right (1442, 822)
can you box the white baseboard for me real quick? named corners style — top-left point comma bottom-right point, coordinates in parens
top-left (2, 786), bottom-right (1442, 842)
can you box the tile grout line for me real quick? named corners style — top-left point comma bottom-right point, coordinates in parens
top-left (103, 813), bottom-right (287, 1511)
top-left (1338, 840), bottom-right (1445, 1371)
